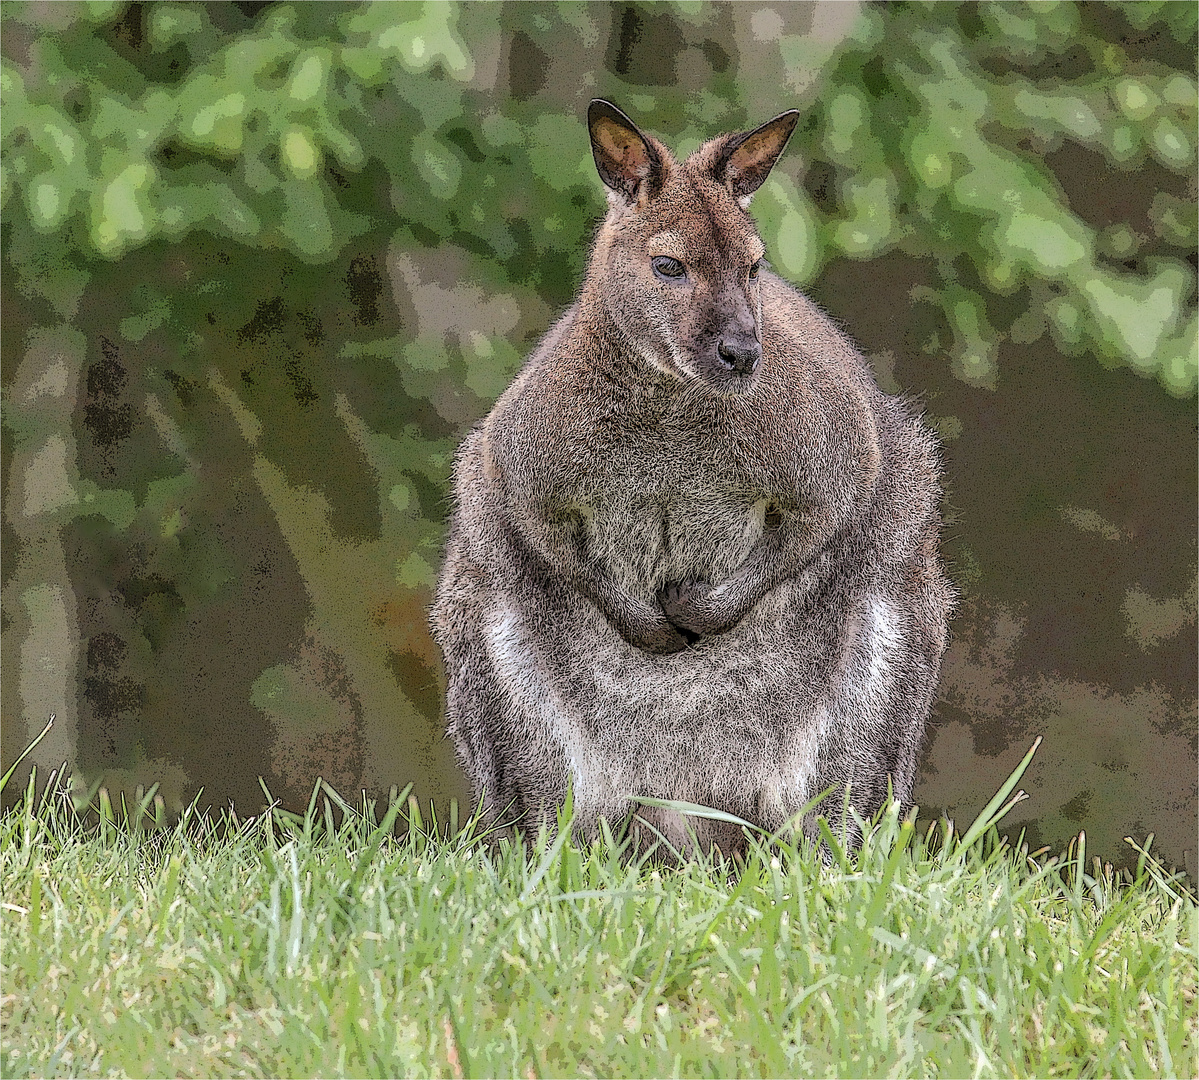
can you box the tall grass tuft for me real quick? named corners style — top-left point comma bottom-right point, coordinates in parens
top-left (2, 732), bottom-right (1195, 1079)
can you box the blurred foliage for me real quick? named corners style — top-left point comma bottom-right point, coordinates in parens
top-left (1, 1), bottom-right (1196, 866)
top-left (3, 0), bottom-right (1195, 390)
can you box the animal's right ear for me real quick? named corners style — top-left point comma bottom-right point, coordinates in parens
top-left (715, 110), bottom-right (800, 205)
top-left (588, 99), bottom-right (662, 204)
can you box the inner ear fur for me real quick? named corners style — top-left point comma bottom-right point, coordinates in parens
top-left (716, 110), bottom-right (801, 199)
top-left (588, 98), bottom-right (663, 202)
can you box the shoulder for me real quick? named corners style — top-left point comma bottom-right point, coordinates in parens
top-left (478, 306), bottom-right (622, 495)
top-left (759, 273), bottom-right (868, 374)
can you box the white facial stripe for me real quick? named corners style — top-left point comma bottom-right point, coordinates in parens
top-left (635, 342), bottom-right (680, 380)
top-left (648, 304), bottom-right (698, 381)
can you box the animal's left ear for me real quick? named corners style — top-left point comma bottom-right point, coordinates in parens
top-left (714, 110), bottom-right (800, 203)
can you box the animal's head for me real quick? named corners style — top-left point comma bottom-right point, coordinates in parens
top-left (585, 99), bottom-right (799, 393)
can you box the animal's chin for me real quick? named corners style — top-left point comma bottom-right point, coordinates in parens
top-left (695, 365), bottom-right (761, 396)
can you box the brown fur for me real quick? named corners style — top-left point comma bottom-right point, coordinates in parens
top-left (430, 101), bottom-right (954, 858)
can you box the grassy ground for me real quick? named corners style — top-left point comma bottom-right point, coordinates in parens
top-left (1, 743), bottom-right (1195, 1078)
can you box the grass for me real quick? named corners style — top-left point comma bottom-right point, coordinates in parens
top-left (1, 733), bottom-right (1195, 1079)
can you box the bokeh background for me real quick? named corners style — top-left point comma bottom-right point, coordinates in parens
top-left (2, 1), bottom-right (1195, 875)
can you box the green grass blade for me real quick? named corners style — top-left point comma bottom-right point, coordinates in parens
top-left (0, 716), bottom-right (54, 795)
top-left (955, 736), bottom-right (1041, 854)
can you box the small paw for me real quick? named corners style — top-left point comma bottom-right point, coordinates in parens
top-left (637, 621), bottom-right (690, 655)
top-left (658, 579), bottom-right (722, 636)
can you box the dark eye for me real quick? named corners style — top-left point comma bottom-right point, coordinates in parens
top-left (749, 260), bottom-right (761, 279)
top-left (652, 256), bottom-right (686, 281)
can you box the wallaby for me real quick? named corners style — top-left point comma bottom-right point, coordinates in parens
top-left (430, 100), bottom-right (953, 858)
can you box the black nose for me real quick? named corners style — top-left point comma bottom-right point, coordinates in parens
top-left (716, 337), bottom-right (761, 375)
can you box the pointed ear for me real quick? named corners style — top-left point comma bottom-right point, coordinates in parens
top-left (716, 110), bottom-right (800, 202)
top-left (588, 99), bottom-right (662, 203)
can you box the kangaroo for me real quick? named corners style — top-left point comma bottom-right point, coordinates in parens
top-left (430, 100), bottom-right (953, 858)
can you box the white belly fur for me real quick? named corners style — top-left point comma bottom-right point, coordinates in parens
top-left (482, 583), bottom-right (907, 831)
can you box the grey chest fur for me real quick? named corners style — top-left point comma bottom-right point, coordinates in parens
top-left (575, 484), bottom-right (772, 591)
